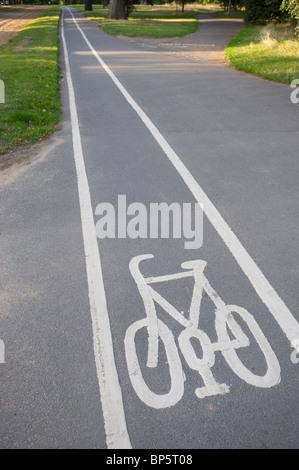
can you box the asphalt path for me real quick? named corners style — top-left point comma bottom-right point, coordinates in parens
top-left (0, 7), bottom-right (298, 450)
top-left (125, 12), bottom-right (245, 64)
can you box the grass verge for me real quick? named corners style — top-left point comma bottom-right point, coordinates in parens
top-left (74, 5), bottom-right (202, 38)
top-left (224, 22), bottom-right (299, 84)
top-left (0, 6), bottom-right (61, 155)
top-left (213, 10), bottom-right (245, 19)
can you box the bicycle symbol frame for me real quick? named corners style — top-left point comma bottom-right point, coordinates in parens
top-left (124, 254), bottom-right (281, 409)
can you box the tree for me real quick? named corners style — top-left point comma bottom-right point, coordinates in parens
top-left (108, 0), bottom-right (127, 20)
top-left (221, 0), bottom-right (244, 11)
top-left (85, 0), bottom-right (93, 11)
top-left (281, 0), bottom-right (299, 33)
top-left (281, 0), bottom-right (299, 18)
top-left (244, 0), bottom-right (286, 23)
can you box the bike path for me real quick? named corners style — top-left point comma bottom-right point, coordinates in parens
top-left (0, 7), bottom-right (298, 449)
top-left (122, 12), bottom-right (245, 64)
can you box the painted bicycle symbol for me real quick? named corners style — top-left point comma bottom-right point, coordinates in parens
top-left (124, 254), bottom-right (281, 409)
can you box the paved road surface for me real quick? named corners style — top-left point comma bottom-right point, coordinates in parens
top-left (0, 8), bottom-right (298, 449)
top-left (126, 12), bottom-right (245, 63)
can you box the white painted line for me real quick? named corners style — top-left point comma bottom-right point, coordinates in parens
top-left (159, 43), bottom-right (215, 47)
top-left (66, 7), bottom-right (299, 348)
top-left (61, 9), bottom-right (131, 449)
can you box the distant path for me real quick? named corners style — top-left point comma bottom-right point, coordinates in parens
top-left (120, 12), bottom-right (245, 64)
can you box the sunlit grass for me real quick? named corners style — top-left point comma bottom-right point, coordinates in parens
top-left (0, 6), bottom-right (61, 154)
top-left (74, 5), bottom-right (201, 38)
top-left (225, 23), bottom-right (299, 84)
top-left (102, 18), bottom-right (198, 37)
top-left (213, 10), bottom-right (245, 19)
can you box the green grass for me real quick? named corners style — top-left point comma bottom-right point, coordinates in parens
top-left (102, 17), bottom-right (199, 38)
top-left (74, 5), bottom-right (201, 38)
top-left (0, 6), bottom-right (61, 155)
top-left (225, 22), bottom-right (299, 84)
top-left (213, 10), bottom-right (245, 19)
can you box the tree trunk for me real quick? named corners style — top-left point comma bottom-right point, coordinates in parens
top-left (108, 0), bottom-right (127, 20)
top-left (85, 0), bottom-right (93, 11)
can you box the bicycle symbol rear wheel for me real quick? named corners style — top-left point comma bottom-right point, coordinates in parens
top-left (124, 318), bottom-right (185, 409)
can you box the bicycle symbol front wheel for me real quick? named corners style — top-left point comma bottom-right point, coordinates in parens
top-left (124, 318), bottom-right (185, 409)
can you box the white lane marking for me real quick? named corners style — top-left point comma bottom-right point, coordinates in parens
top-left (61, 9), bottom-right (131, 449)
top-left (159, 43), bottom-right (216, 47)
top-left (66, 7), bottom-right (299, 348)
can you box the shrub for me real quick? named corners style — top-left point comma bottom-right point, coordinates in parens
top-left (244, 0), bottom-right (287, 23)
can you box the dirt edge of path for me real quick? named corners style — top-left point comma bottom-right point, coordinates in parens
top-left (0, 6), bottom-right (48, 46)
